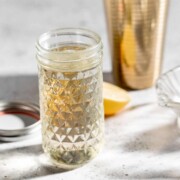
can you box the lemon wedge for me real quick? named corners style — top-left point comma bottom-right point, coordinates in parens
top-left (103, 82), bottom-right (131, 116)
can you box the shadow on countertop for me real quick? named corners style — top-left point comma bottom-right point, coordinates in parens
top-left (103, 72), bottom-right (114, 83)
top-left (0, 144), bottom-right (69, 180)
top-left (0, 72), bottom-right (113, 104)
top-left (121, 122), bottom-right (180, 153)
top-left (0, 72), bottom-right (114, 179)
top-left (0, 74), bottom-right (64, 179)
top-left (2, 72), bottom-right (180, 179)
top-left (0, 74), bottom-right (39, 104)
top-left (106, 169), bottom-right (180, 179)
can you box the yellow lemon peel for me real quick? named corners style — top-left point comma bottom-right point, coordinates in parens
top-left (103, 82), bottom-right (131, 116)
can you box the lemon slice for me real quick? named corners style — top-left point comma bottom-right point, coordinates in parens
top-left (103, 82), bottom-right (131, 116)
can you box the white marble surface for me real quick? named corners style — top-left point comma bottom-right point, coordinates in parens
top-left (1, 0), bottom-right (180, 179)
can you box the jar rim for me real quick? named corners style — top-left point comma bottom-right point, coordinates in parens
top-left (36, 28), bottom-right (102, 59)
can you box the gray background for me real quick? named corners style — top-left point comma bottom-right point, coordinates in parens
top-left (1, 0), bottom-right (180, 179)
top-left (0, 0), bottom-right (179, 75)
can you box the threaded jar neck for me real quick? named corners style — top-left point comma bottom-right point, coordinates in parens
top-left (36, 28), bottom-right (103, 72)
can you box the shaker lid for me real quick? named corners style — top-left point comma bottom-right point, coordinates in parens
top-left (0, 101), bottom-right (40, 142)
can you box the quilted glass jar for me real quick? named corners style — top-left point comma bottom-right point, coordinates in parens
top-left (36, 28), bottom-right (104, 169)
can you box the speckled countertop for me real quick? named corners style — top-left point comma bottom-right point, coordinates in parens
top-left (1, 0), bottom-right (180, 179)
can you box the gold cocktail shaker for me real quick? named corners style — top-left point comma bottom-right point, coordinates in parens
top-left (104, 0), bottom-right (169, 89)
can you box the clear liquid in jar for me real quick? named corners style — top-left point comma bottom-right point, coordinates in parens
top-left (38, 44), bottom-right (104, 169)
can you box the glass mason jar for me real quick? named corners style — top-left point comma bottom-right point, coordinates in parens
top-left (36, 28), bottom-right (104, 169)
